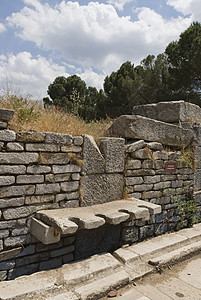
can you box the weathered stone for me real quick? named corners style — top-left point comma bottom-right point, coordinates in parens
top-left (4, 235), bottom-right (28, 247)
top-left (161, 174), bottom-right (177, 181)
top-left (71, 173), bottom-right (80, 181)
top-left (45, 132), bottom-right (72, 144)
top-left (126, 159), bottom-right (141, 169)
top-left (16, 252), bottom-right (49, 267)
top-left (52, 164), bottom-right (81, 174)
top-left (0, 260), bottom-right (15, 270)
top-left (35, 183), bottom-right (60, 195)
top-left (194, 170), bottom-right (201, 191)
top-left (0, 153), bottom-right (38, 164)
top-left (0, 240), bottom-right (3, 251)
top-left (0, 185), bottom-right (35, 198)
top-left (61, 145), bottom-right (82, 153)
top-left (81, 174), bottom-right (124, 206)
top-left (0, 221), bottom-right (16, 230)
top-left (30, 218), bottom-right (60, 245)
top-left (0, 271), bottom-right (7, 281)
top-left (39, 257), bottom-right (62, 271)
top-left (126, 140), bottom-right (146, 153)
top-left (142, 190), bottom-right (162, 199)
top-left (26, 143), bottom-right (60, 152)
top-left (122, 226), bottom-right (139, 243)
top-left (0, 165), bottom-right (26, 174)
top-left (155, 160), bottom-right (164, 169)
top-left (134, 148), bottom-right (153, 159)
top-left (82, 135), bottom-right (105, 174)
top-left (0, 175), bottom-right (15, 186)
top-left (0, 120), bottom-right (8, 129)
top-left (16, 245), bottom-right (35, 257)
top-left (60, 200), bottom-right (79, 208)
top-left (195, 146), bottom-right (201, 169)
top-left (0, 229), bottom-right (9, 238)
top-left (132, 100), bottom-right (201, 123)
top-left (16, 174), bottom-right (44, 184)
top-left (45, 173), bottom-right (71, 183)
top-left (60, 181), bottom-right (79, 192)
top-left (16, 131), bottom-right (45, 142)
top-left (7, 142), bottom-right (24, 151)
top-left (25, 194), bottom-right (55, 204)
top-left (27, 165), bottom-right (51, 174)
top-left (0, 197), bottom-right (24, 208)
top-left (50, 245), bottom-right (74, 258)
top-left (0, 129), bottom-right (16, 141)
top-left (39, 152), bottom-right (70, 164)
top-left (133, 184), bottom-right (153, 192)
top-left (0, 108), bottom-right (14, 121)
top-left (108, 115), bottom-right (195, 147)
top-left (152, 151), bottom-right (168, 160)
top-left (12, 226), bottom-right (29, 236)
top-left (3, 206), bottom-right (37, 220)
top-left (56, 192), bottom-right (79, 202)
top-left (142, 160), bottom-right (155, 169)
top-left (125, 176), bottom-right (143, 185)
top-left (73, 136), bottom-right (83, 146)
top-left (144, 175), bottom-right (160, 184)
top-left (146, 142), bottom-right (163, 150)
top-left (8, 263), bottom-right (39, 280)
top-left (99, 137), bottom-right (125, 173)
top-left (126, 169), bottom-right (155, 176)
top-left (154, 182), bottom-right (169, 190)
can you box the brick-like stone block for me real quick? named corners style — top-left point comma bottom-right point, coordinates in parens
top-left (35, 183), bottom-right (60, 195)
top-left (50, 245), bottom-right (75, 258)
top-left (0, 108), bottom-right (14, 121)
top-left (16, 131), bottom-right (45, 142)
top-left (0, 121), bottom-right (8, 129)
top-left (0, 153), bottom-right (38, 164)
top-left (7, 142), bottom-right (24, 151)
top-left (45, 132), bottom-right (72, 144)
top-left (56, 191), bottom-right (79, 202)
top-left (0, 165), bottom-right (26, 174)
top-left (52, 164), bottom-right (81, 174)
top-left (126, 140), bottom-right (146, 153)
top-left (25, 194), bottom-right (55, 204)
top-left (0, 197), bottom-right (24, 209)
top-left (99, 137), bottom-right (125, 173)
top-left (0, 185), bottom-right (35, 198)
top-left (73, 136), bottom-right (83, 146)
top-left (27, 165), bottom-right (51, 174)
top-left (4, 235), bottom-right (28, 247)
top-left (16, 175), bottom-right (44, 184)
top-left (125, 176), bottom-right (143, 185)
top-left (60, 181), bottom-right (79, 192)
top-left (45, 174), bottom-right (71, 183)
top-left (126, 159), bottom-right (141, 169)
top-left (82, 135), bottom-right (105, 174)
top-left (144, 175), bottom-right (160, 184)
top-left (0, 176), bottom-right (15, 186)
top-left (3, 206), bottom-right (37, 220)
top-left (26, 143), bottom-right (60, 152)
top-left (142, 190), bottom-right (162, 199)
top-left (61, 145), bottom-right (82, 152)
top-left (0, 130), bottom-right (16, 142)
top-left (81, 174), bottom-right (124, 206)
top-left (38, 153), bottom-right (70, 164)
top-left (30, 218), bottom-right (60, 245)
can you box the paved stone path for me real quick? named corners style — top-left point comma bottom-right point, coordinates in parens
top-left (109, 252), bottom-right (201, 300)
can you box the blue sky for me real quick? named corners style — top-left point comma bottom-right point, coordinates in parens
top-left (0, 0), bottom-right (200, 100)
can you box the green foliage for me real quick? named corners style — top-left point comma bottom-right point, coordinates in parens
top-left (177, 147), bottom-right (196, 169)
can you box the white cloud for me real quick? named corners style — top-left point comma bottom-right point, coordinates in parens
top-left (0, 52), bottom-right (69, 99)
top-left (0, 23), bottom-right (6, 33)
top-left (167, 0), bottom-right (201, 20)
top-left (106, 0), bottom-right (133, 11)
top-left (79, 68), bottom-right (105, 90)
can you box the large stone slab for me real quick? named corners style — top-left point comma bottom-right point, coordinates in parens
top-left (0, 108), bottom-right (14, 121)
top-left (132, 100), bottom-right (201, 123)
top-left (80, 174), bottom-right (124, 206)
top-left (108, 115), bottom-right (195, 147)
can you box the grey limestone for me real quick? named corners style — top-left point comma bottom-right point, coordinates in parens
top-left (147, 142), bottom-right (163, 150)
top-left (132, 100), bottom-right (201, 123)
top-left (0, 108), bottom-right (14, 121)
top-left (61, 145), bottom-right (82, 152)
top-left (0, 175), bottom-right (15, 186)
top-left (99, 137), bottom-right (125, 173)
top-left (30, 218), bottom-right (60, 244)
top-left (82, 134), bottom-right (105, 174)
top-left (125, 176), bottom-right (143, 185)
top-left (35, 183), bottom-right (60, 195)
top-left (126, 140), bottom-right (146, 153)
top-left (50, 245), bottom-right (75, 258)
top-left (0, 229), bottom-right (9, 238)
top-left (142, 190), bottom-right (162, 200)
top-left (25, 194), bottom-right (55, 204)
top-left (39, 153), bottom-right (70, 164)
top-left (27, 165), bottom-right (51, 174)
top-left (17, 174), bottom-right (44, 184)
top-left (60, 181), bottom-right (79, 192)
top-left (0, 120), bottom-right (8, 129)
top-left (56, 191), bottom-right (79, 202)
top-left (81, 174), bottom-right (123, 206)
top-left (0, 152), bottom-right (38, 164)
top-left (4, 235), bottom-right (28, 247)
top-left (59, 200), bottom-right (79, 208)
top-left (71, 173), bottom-right (80, 180)
top-left (144, 175), bottom-right (161, 184)
top-left (0, 129), bottom-right (16, 141)
top-left (52, 164), bottom-right (81, 174)
top-left (16, 131), bottom-right (45, 142)
top-left (142, 160), bottom-right (155, 169)
top-left (3, 206), bottom-right (37, 220)
top-left (0, 197), bottom-right (24, 208)
top-left (133, 184), bottom-right (153, 192)
top-left (45, 132), bottom-right (72, 144)
top-left (0, 165), bottom-right (26, 174)
top-left (73, 135), bottom-right (83, 146)
top-left (126, 159), bottom-right (141, 169)
top-left (134, 148), bottom-right (152, 159)
top-left (108, 115), bottom-right (195, 147)
top-left (26, 143), bottom-right (60, 152)
top-left (7, 142), bottom-right (24, 151)
top-left (0, 184), bottom-right (35, 198)
top-left (45, 173), bottom-right (71, 183)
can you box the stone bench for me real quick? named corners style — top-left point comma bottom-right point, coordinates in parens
top-left (30, 198), bottom-right (161, 244)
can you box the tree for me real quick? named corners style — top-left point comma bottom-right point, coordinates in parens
top-left (165, 22), bottom-right (201, 104)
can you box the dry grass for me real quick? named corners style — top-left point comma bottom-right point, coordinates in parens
top-left (0, 95), bottom-right (113, 141)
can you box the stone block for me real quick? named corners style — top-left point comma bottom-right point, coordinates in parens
top-left (0, 260), bottom-right (15, 270)
top-left (39, 152), bottom-right (70, 165)
top-left (0, 121), bottom-right (8, 129)
top-left (0, 221), bottom-right (16, 230)
top-left (71, 173), bottom-right (80, 181)
top-left (0, 165), bottom-right (26, 174)
top-left (152, 151), bottom-right (168, 160)
top-left (126, 159), bottom-right (141, 169)
top-left (0, 185), bottom-right (35, 198)
top-left (122, 226), bottom-right (139, 243)
top-left (144, 175), bottom-right (160, 184)
top-left (0, 240), bottom-right (3, 251)
top-left (134, 148), bottom-right (153, 159)
top-left (4, 235), bottom-right (28, 247)
top-left (155, 160), bottom-right (164, 169)
top-left (26, 143), bottom-right (60, 152)
top-left (0, 229), bottom-right (9, 238)
top-left (16, 131), bottom-right (45, 142)
top-left (63, 253), bottom-right (74, 264)
top-left (125, 176), bottom-right (143, 185)
top-left (0, 108), bottom-right (14, 121)
top-left (60, 181), bottom-right (79, 192)
top-left (17, 174), bottom-right (44, 184)
top-left (146, 142), bottom-right (163, 150)
top-left (0, 153), bottom-right (38, 164)
top-left (80, 174), bottom-right (124, 206)
top-left (0, 197), bottom-right (24, 208)
top-left (8, 263), bottom-right (39, 280)
top-left (0, 129), bottom-right (16, 141)
top-left (52, 164), bottom-right (81, 174)
top-left (0, 248), bottom-right (22, 263)
top-left (73, 136), bottom-right (83, 146)
top-left (142, 160), bottom-right (155, 169)
top-left (133, 184), bottom-right (153, 192)
top-left (59, 200), bottom-right (79, 208)
top-left (12, 226), bottom-right (29, 236)
top-left (16, 253), bottom-right (49, 267)
top-left (27, 165), bottom-right (51, 174)
top-left (0, 175), bottom-right (15, 186)
top-left (56, 191), bottom-right (79, 202)
top-left (3, 206), bottom-right (37, 220)
top-left (50, 245), bottom-right (75, 258)
top-left (82, 135), bottom-right (105, 174)
top-left (35, 183), bottom-right (60, 195)
top-left (99, 137), bottom-right (125, 173)
top-left (132, 100), bottom-right (201, 123)
top-left (45, 132), bottom-right (72, 144)
top-left (61, 145), bottom-right (82, 152)
top-left (39, 257), bottom-right (62, 271)
top-left (108, 115), bottom-right (195, 147)
top-left (30, 218), bottom-right (60, 245)
top-left (126, 140), bottom-right (146, 153)
top-left (195, 146), bottom-right (201, 168)
top-left (6, 142), bottom-right (24, 151)
top-left (142, 190), bottom-right (162, 199)
top-left (16, 245), bottom-right (35, 257)
top-left (45, 173), bottom-right (71, 183)
top-left (126, 169), bottom-right (155, 176)
top-left (0, 271), bottom-right (7, 281)
top-left (25, 194), bottom-right (55, 204)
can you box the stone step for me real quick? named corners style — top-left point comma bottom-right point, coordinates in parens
top-left (31, 199), bottom-right (161, 244)
top-left (149, 240), bottom-right (201, 267)
top-left (75, 270), bottom-right (129, 300)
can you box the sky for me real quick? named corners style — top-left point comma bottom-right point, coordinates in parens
top-left (0, 0), bottom-right (201, 100)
